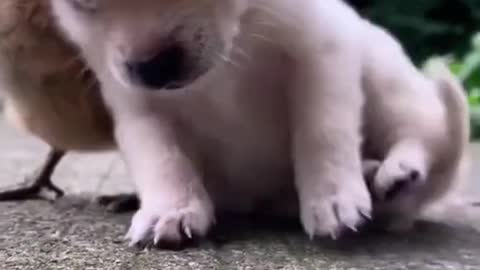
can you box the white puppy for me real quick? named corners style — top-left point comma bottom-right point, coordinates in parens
top-left (51, 0), bottom-right (371, 246)
top-left (360, 23), bottom-right (470, 231)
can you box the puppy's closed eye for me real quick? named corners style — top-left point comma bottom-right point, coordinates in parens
top-left (67, 0), bottom-right (98, 13)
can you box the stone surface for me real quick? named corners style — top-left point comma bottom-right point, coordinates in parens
top-left (1, 117), bottom-right (480, 270)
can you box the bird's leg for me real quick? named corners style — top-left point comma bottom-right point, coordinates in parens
top-left (0, 149), bottom-right (65, 201)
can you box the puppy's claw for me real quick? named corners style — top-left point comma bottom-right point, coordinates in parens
top-left (359, 208), bottom-right (372, 220)
top-left (330, 230), bottom-right (338, 240)
top-left (184, 225), bottom-right (193, 239)
top-left (346, 224), bottom-right (358, 232)
top-left (124, 231), bottom-right (131, 241)
top-left (128, 241), bottom-right (137, 248)
top-left (126, 235), bottom-right (139, 247)
top-left (125, 231), bottom-right (141, 247)
top-left (153, 235), bottom-right (160, 246)
top-left (125, 230), bottom-right (145, 247)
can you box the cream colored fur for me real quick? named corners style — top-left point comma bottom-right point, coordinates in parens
top-left (51, 0), bottom-right (370, 245)
top-left (360, 23), bottom-right (470, 231)
top-left (50, 0), bottom-right (469, 246)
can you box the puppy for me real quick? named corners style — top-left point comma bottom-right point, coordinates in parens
top-left (0, 0), bottom-right (114, 200)
top-left (51, 0), bottom-right (371, 246)
top-left (360, 23), bottom-right (470, 231)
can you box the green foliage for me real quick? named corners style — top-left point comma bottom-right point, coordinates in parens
top-left (349, 0), bottom-right (480, 63)
top-left (448, 33), bottom-right (480, 104)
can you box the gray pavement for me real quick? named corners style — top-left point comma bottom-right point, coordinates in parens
top-left (1, 117), bottom-right (480, 270)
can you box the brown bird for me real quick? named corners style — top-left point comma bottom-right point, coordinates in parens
top-left (0, 0), bottom-right (115, 201)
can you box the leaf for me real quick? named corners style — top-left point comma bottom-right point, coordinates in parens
top-left (458, 52), bottom-right (480, 81)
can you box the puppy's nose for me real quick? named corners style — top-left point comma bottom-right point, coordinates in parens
top-left (126, 44), bottom-right (186, 90)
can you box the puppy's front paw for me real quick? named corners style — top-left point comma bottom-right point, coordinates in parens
top-left (374, 160), bottom-right (426, 201)
top-left (299, 180), bottom-right (372, 239)
top-left (125, 197), bottom-right (215, 249)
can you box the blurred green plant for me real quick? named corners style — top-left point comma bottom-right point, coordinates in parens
top-left (449, 33), bottom-right (480, 105)
top-left (349, 0), bottom-right (480, 63)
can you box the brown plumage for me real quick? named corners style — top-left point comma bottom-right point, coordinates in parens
top-left (0, 0), bottom-right (114, 200)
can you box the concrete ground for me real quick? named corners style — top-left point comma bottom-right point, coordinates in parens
top-left (1, 117), bottom-right (480, 270)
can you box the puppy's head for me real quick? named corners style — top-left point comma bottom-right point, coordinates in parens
top-left (51, 0), bottom-right (248, 91)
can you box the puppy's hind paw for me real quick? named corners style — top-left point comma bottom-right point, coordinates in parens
top-left (374, 161), bottom-right (426, 201)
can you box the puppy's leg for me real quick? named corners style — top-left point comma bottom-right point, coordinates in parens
top-left (371, 139), bottom-right (430, 232)
top-left (373, 139), bottom-right (429, 201)
top-left (362, 159), bottom-right (381, 182)
top-left (117, 116), bottom-right (214, 248)
top-left (291, 47), bottom-right (371, 239)
top-left (0, 149), bottom-right (65, 201)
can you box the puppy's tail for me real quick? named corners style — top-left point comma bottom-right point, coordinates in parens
top-left (423, 59), bottom-right (471, 198)
top-left (424, 59), bottom-right (470, 150)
